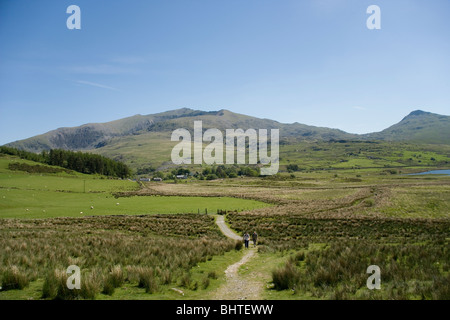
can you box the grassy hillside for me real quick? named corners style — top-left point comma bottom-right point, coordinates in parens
top-left (364, 110), bottom-right (450, 144)
top-left (6, 108), bottom-right (358, 153)
top-left (5, 108), bottom-right (450, 172)
top-left (93, 138), bottom-right (450, 173)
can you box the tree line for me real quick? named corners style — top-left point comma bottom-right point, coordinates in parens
top-left (0, 146), bottom-right (131, 178)
top-left (150, 165), bottom-right (261, 180)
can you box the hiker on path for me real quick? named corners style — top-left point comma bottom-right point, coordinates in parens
top-left (252, 231), bottom-right (258, 247)
top-left (243, 232), bottom-right (250, 248)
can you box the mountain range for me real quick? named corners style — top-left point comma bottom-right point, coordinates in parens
top-left (5, 108), bottom-right (450, 168)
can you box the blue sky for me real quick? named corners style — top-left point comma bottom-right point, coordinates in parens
top-left (0, 0), bottom-right (449, 145)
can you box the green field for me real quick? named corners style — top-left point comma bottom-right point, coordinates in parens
top-left (0, 157), bottom-right (270, 219)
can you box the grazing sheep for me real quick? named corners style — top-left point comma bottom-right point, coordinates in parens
top-left (90, 206), bottom-right (94, 209)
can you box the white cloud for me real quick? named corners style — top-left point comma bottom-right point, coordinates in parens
top-left (75, 80), bottom-right (119, 91)
top-left (109, 56), bottom-right (147, 65)
top-left (66, 64), bottom-right (138, 75)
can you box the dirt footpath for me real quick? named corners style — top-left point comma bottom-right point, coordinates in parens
top-left (212, 215), bottom-right (263, 300)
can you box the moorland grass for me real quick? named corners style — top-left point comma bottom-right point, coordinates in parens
top-left (0, 215), bottom-right (236, 299)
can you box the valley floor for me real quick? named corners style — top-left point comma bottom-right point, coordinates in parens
top-left (1, 155), bottom-right (449, 300)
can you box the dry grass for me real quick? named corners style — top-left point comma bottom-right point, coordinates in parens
top-left (0, 214), bottom-right (235, 299)
top-left (272, 240), bottom-right (450, 300)
top-left (227, 212), bottom-right (450, 251)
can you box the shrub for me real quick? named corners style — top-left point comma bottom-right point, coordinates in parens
top-left (158, 269), bottom-right (172, 285)
top-left (109, 265), bottom-right (124, 288)
top-left (190, 281), bottom-right (199, 291)
top-left (201, 277), bottom-right (210, 289)
top-left (180, 273), bottom-right (192, 289)
top-left (432, 274), bottom-right (450, 300)
top-left (42, 268), bottom-right (101, 300)
top-left (313, 266), bottom-right (338, 287)
top-left (364, 199), bottom-right (375, 207)
top-left (1, 265), bottom-right (29, 291)
top-left (272, 260), bottom-right (301, 290)
top-left (137, 268), bottom-right (158, 294)
top-left (295, 251), bottom-right (305, 262)
top-left (42, 269), bottom-right (79, 300)
top-left (80, 270), bottom-right (102, 299)
top-left (102, 277), bottom-right (115, 296)
top-left (102, 265), bottom-right (123, 296)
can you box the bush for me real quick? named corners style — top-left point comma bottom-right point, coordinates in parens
top-left (201, 277), bottom-right (210, 289)
top-left (1, 265), bottom-right (29, 291)
top-left (80, 270), bottom-right (102, 299)
top-left (102, 265), bottom-right (123, 296)
top-left (109, 265), bottom-right (124, 288)
top-left (234, 240), bottom-right (243, 251)
top-left (180, 273), bottom-right (192, 289)
top-left (42, 268), bottom-right (101, 300)
top-left (190, 281), bottom-right (199, 291)
top-left (102, 277), bottom-right (115, 296)
top-left (272, 260), bottom-right (301, 290)
top-left (42, 269), bottom-right (79, 300)
top-left (158, 269), bottom-right (172, 285)
top-left (137, 268), bottom-right (158, 294)
top-left (295, 251), bottom-right (305, 262)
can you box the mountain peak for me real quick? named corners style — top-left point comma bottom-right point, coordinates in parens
top-left (401, 110), bottom-right (433, 122)
top-left (408, 110), bottom-right (430, 117)
top-left (5, 109), bottom-right (450, 154)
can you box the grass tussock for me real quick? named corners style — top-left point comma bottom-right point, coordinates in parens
top-left (271, 240), bottom-right (450, 300)
top-left (272, 259), bottom-right (301, 291)
top-left (1, 265), bottom-right (29, 291)
top-left (0, 214), bottom-right (235, 299)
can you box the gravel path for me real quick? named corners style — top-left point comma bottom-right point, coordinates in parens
top-left (212, 215), bottom-right (263, 300)
top-left (215, 215), bottom-right (242, 241)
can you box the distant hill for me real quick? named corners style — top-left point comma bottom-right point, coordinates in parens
top-left (6, 108), bottom-right (358, 152)
top-left (363, 110), bottom-right (450, 145)
top-left (4, 108), bottom-right (449, 169)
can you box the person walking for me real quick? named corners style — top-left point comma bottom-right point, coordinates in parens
top-left (252, 231), bottom-right (258, 247)
top-left (243, 232), bottom-right (250, 249)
